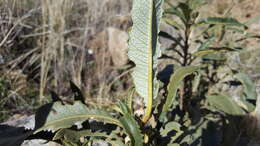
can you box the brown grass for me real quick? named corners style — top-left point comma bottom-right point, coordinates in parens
top-left (0, 0), bottom-right (132, 121)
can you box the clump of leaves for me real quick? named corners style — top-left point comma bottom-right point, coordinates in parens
top-left (0, 0), bottom-right (259, 146)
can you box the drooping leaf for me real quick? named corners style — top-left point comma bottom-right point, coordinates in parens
top-left (162, 17), bottom-right (183, 29)
top-left (202, 53), bottom-right (226, 61)
top-left (160, 66), bottom-right (200, 121)
top-left (34, 101), bottom-right (122, 133)
top-left (193, 47), bottom-right (237, 57)
top-left (128, 0), bottom-right (163, 122)
top-left (235, 73), bottom-right (257, 100)
top-left (195, 17), bottom-right (245, 27)
top-left (117, 102), bottom-right (143, 146)
top-left (164, 7), bottom-right (186, 24)
top-left (160, 121), bottom-right (182, 137)
top-left (207, 95), bottom-right (246, 115)
top-left (177, 3), bottom-right (192, 22)
top-left (188, 0), bottom-right (206, 10)
top-left (197, 37), bottom-right (215, 51)
top-left (165, 2), bottom-right (192, 24)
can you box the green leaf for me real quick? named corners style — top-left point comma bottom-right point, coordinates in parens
top-left (160, 121), bottom-right (182, 137)
top-left (165, 2), bottom-right (192, 24)
top-left (118, 102), bottom-right (143, 146)
top-left (128, 0), bottom-right (163, 122)
top-left (235, 73), bottom-right (257, 100)
top-left (207, 95), bottom-right (246, 115)
top-left (160, 66), bottom-right (200, 121)
top-left (178, 3), bottom-right (192, 22)
top-left (162, 17), bottom-right (183, 29)
top-left (167, 144), bottom-right (180, 146)
top-left (197, 37), bottom-right (215, 51)
top-left (54, 129), bottom-right (125, 146)
top-left (126, 87), bottom-right (135, 115)
top-left (193, 47), bottom-right (236, 57)
top-left (195, 17), bottom-right (245, 27)
top-left (34, 101), bottom-right (122, 133)
top-left (164, 7), bottom-right (186, 24)
top-left (188, 0), bottom-right (206, 10)
top-left (201, 53), bottom-right (226, 61)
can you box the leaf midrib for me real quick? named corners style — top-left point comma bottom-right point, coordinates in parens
top-left (35, 114), bottom-right (122, 133)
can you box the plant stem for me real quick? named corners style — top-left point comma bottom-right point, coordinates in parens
top-left (180, 24), bottom-right (192, 110)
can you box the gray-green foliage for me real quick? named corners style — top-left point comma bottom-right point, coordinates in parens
top-left (34, 101), bottom-right (122, 133)
top-left (1, 0), bottom-right (259, 146)
top-left (128, 0), bottom-right (163, 122)
top-left (160, 66), bottom-right (200, 121)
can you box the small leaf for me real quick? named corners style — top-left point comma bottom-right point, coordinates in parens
top-left (164, 7), bottom-right (186, 24)
top-left (195, 17), bottom-right (245, 27)
top-left (193, 47), bottom-right (236, 57)
top-left (197, 37), bottom-right (215, 51)
top-left (160, 66), bottom-right (200, 121)
top-left (201, 53), bottom-right (226, 61)
top-left (167, 144), bottom-right (180, 146)
top-left (207, 95), bottom-right (246, 115)
top-left (178, 3), bottom-right (192, 22)
top-left (162, 17), bottom-right (183, 29)
top-left (160, 121), bottom-right (181, 137)
top-left (126, 87), bottom-right (135, 115)
top-left (235, 73), bottom-right (257, 100)
top-left (188, 0), bottom-right (206, 10)
top-left (118, 102), bottom-right (143, 146)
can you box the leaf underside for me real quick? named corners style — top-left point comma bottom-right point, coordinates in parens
top-left (128, 0), bottom-right (163, 121)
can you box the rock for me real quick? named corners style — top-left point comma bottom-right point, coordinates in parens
top-left (22, 140), bottom-right (59, 146)
top-left (3, 115), bottom-right (35, 130)
top-left (2, 115), bottom-right (61, 146)
top-left (92, 140), bottom-right (109, 146)
top-left (107, 27), bottom-right (128, 66)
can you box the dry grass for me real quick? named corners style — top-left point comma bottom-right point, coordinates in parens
top-left (0, 0), bottom-right (132, 121)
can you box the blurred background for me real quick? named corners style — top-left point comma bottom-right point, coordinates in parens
top-left (0, 0), bottom-right (259, 123)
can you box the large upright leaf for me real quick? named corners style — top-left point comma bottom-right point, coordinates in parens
top-left (128, 0), bottom-right (163, 122)
top-left (34, 101), bottom-right (122, 133)
top-left (160, 66), bottom-right (200, 121)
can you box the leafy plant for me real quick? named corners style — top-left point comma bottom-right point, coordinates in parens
top-left (0, 0), bottom-right (259, 146)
